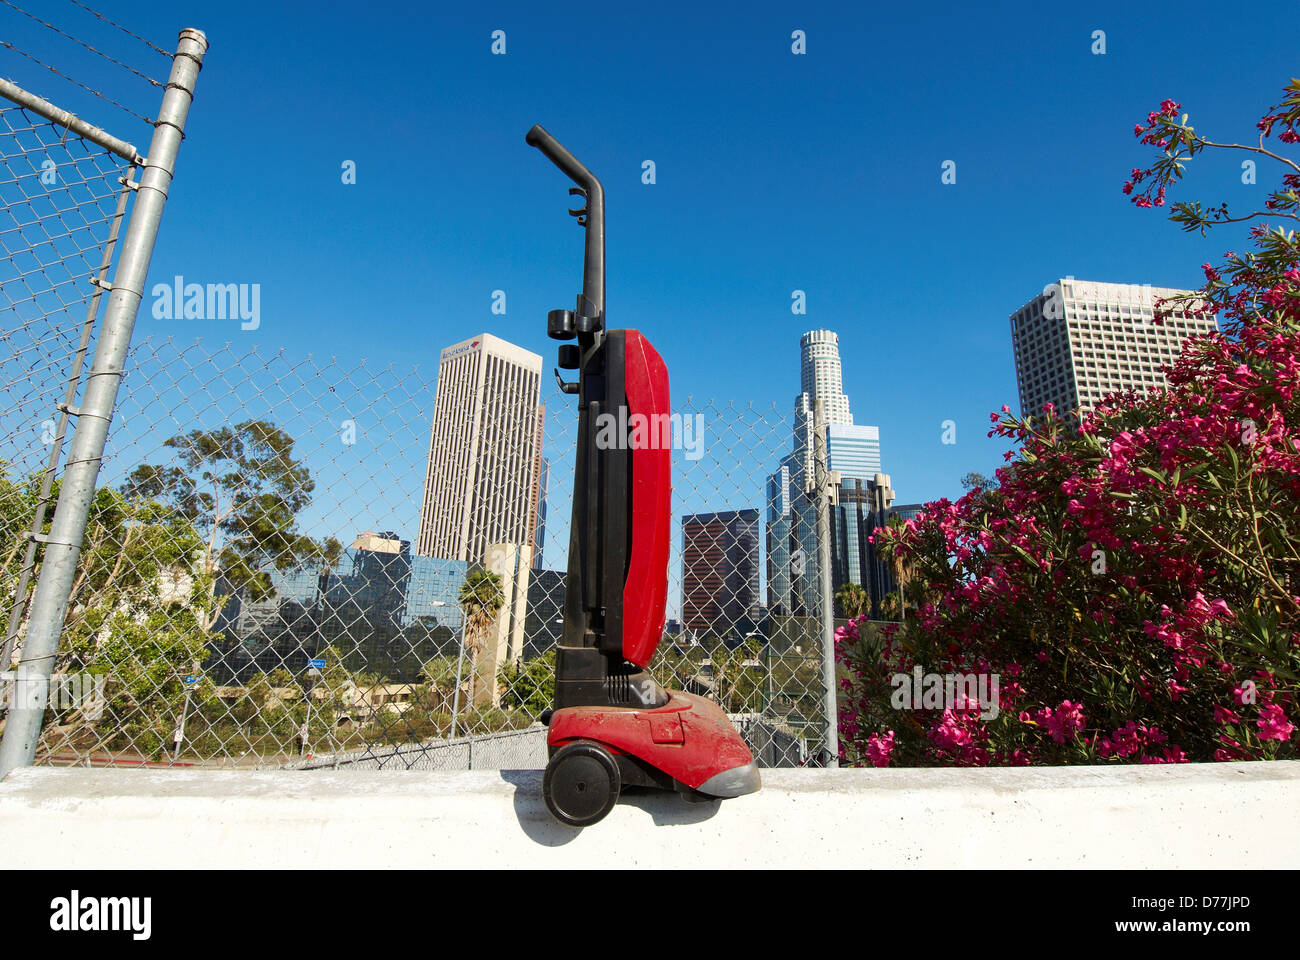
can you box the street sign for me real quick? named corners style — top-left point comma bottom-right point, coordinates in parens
top-left (308, 659), bottom-right (326, 669)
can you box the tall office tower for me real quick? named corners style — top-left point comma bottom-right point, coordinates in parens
top-left (831, 479), bottom-right (879, 595)
top-left (417, 333), bottom-right (545, 564)
top-left (790, 329), bottom-right (857, 476)
top-left (771, 330), bottom-right (877, 506)
top-left (682, 509), bottom-right (760, 640)
top-left (1011, 278), bottom-right (1215, 420)
top-left (765, 463), bottom-right (796, 619)
top-left (800, 329), bottom-right (853, 424)
top-left (767, 329), bottom-right (882, 618)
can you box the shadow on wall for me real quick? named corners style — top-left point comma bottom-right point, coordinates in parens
top-left (498, 769), bottom-right (721, 845)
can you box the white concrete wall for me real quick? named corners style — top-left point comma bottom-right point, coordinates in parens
top-left (1, 762), bottom-right (1297, 869)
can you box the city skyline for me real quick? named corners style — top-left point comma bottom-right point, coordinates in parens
top-left (206, 277), bottom-right (1224, 633)
top-left (223, 321), bottom-right (896, 655)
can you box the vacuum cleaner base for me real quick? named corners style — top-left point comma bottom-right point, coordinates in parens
top-left (543, 691), bottom-right (760, 827)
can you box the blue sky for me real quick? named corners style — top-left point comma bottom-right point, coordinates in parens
top-left (5, 0), bottom-right (1296, 515)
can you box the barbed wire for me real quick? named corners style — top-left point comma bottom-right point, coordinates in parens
top-left (0, 40), bottom-right (153, 126)
top-left (1, 0), bottom-right (163, 86)
top-left (65, 0), bottom-right (171, 58)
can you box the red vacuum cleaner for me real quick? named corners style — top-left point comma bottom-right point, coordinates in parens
top-left (526, 124), bottom-right (760, 826)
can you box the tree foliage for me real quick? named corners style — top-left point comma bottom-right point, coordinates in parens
top-left (840, 80), bottom-right (1300, 767)
top-left (0, 463), bottom-right (220, 757)
top-left (501, 649), bottom-right (555, 717)
top-left (835, 582), bottom-right (869, 620)
top-left (124, 420), bottom-right (337, 606)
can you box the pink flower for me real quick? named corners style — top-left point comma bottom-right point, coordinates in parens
top-left (864, 730), bottom-right (896, 767)
top-left (1041, 700), bottom-right (1086, 744)
top-left (1213, 705), bottom-right (1240, 725)
top-left (1257, 705), bottom-right (1296, 742)
top-left (931, 710), bottom-right (973, 752)
top-left (1141, 746), bottom-right (1189, 764)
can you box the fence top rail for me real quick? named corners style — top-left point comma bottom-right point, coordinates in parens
top-left (0, 76), bottom-right (140, 163)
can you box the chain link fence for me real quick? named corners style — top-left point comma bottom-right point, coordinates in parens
top-left (0, 15), bottom-right (860, 776)
top-left (0, 95), bottom-right (135, 668)
top-left (0, 20), bottom-right (209, 775)
top-left (3, 333), bottom-right (841, 769)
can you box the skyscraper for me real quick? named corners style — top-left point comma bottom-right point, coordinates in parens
top-left (682, 509), bottom-right (760, 640)
top-left (766, 330), bottom-right (883, 618)
top-left (1011, 278), bottom-right (1216, 420)
top-left (800, 329), bottom-right (853, 422)
top-left (790, 329), bottom-right (858, 476)
top-left (417, 333), bottom-right (545, 564)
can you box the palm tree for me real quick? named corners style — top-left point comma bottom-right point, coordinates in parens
top-left (880, 513), bottom-right (916, 622)
top-left (457, 569), bottom-right (504, 707)
top-left (893, 554), bottom-right (911, 621)
top-left (835, 582), bottom-right (869, 620)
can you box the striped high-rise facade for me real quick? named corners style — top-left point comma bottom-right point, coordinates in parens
top-left (1010, 278), bottom-right (1216, 420)
top-left (417, 333), bottom-right (545, 565)
top-left (682, 509), bottom-right (761, 640)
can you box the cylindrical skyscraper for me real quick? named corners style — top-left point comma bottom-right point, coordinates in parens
top-left (799, 329), bottom-right (853, 426)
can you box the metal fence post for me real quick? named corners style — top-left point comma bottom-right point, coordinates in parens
top-left (0, 175), bottom-right (132, 669)
top-left (172, 673), bottom-right (195, 763)
top-left (0, 29), bottom-right (208, 778)
top-left (813, 399), bottom-right (839, 767)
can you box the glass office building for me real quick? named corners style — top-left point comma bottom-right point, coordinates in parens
top-left (208, 535), bottom-right (467, 684)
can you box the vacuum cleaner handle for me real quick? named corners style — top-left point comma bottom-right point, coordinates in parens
top-left (526, 124), bottom-right (605, 334)
top-left (525, 124), bottom-right (595, 189)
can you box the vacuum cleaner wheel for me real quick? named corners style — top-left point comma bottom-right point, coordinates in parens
top-left (543, 740), bottom-right (621, 827)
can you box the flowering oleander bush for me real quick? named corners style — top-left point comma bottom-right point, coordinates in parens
top-left (839, 80), bottom-right (1300, 766)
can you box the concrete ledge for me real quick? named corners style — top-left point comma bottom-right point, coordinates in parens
top-left (2, 762), bottom-right (1297, 868)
